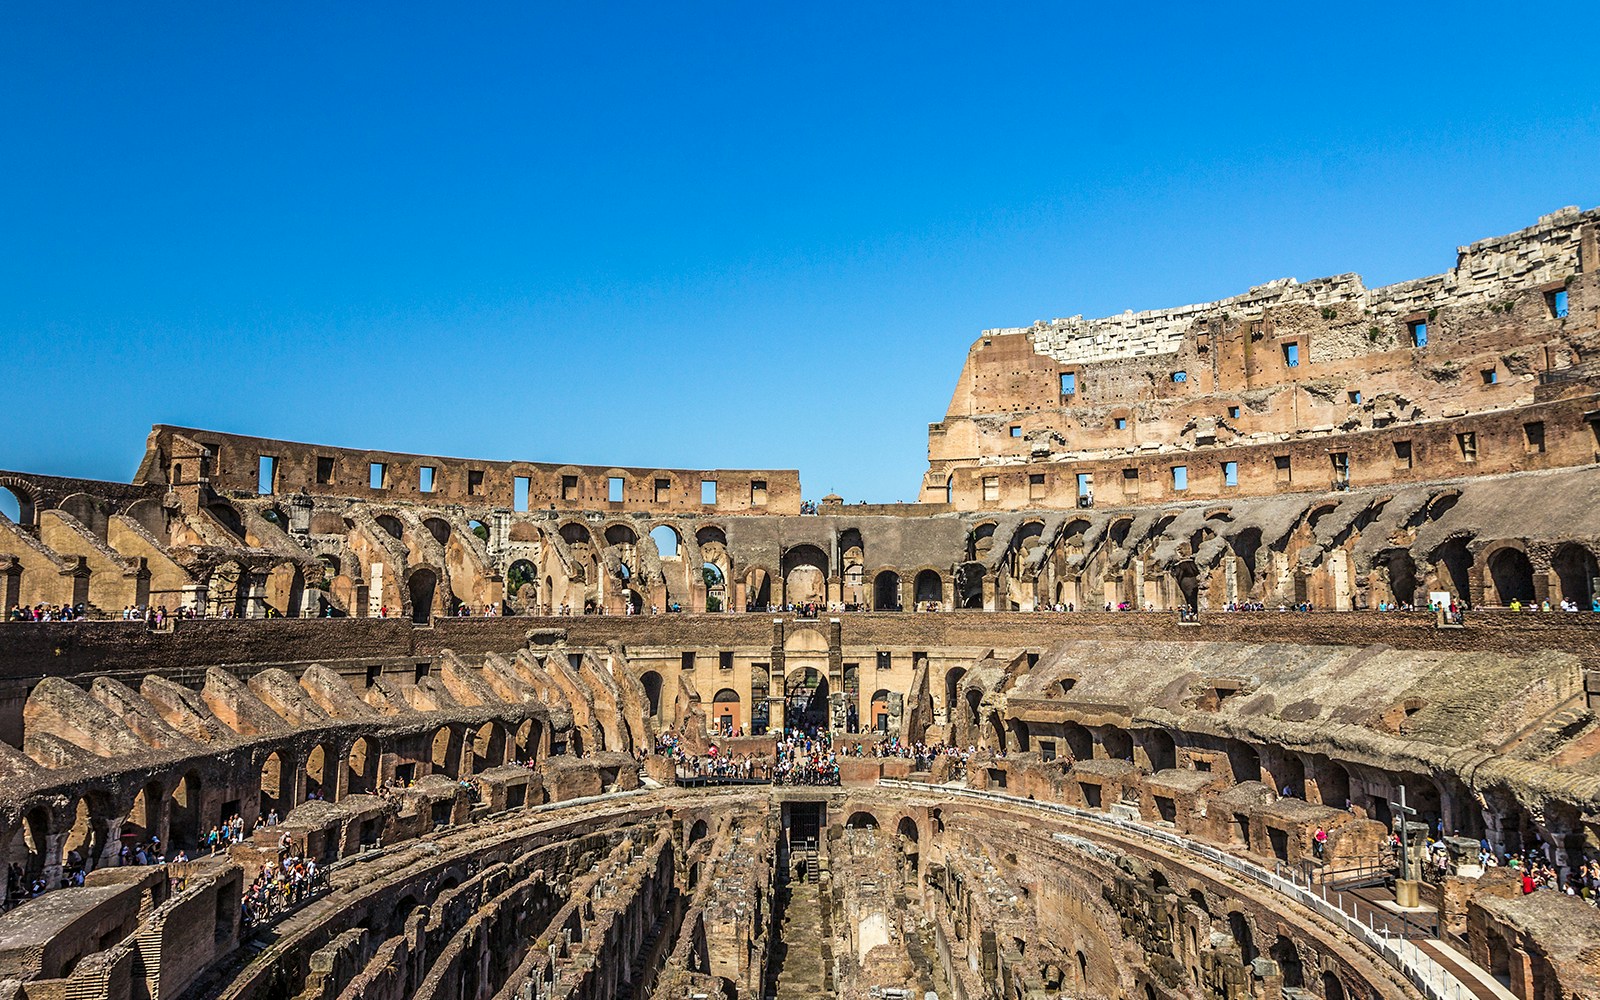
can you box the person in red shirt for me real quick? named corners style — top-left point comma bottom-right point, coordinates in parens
top-left (1521, 873), bottom-right (1536, 895)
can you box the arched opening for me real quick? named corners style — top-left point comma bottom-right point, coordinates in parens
top-left (969, 523), bottom-right (997, 561)
top-left (1228, 911), bottom-right (1256, 963)
top-left (1487, 932), bottom-right (1512, 987)
top-left (1315, 758), bottom-right (1351, 809)
top-left (1062, 722), bottom-right (1093, 762)
top-left (649, 525), bottom-right (680, 559)
top-left (781, 545), bottom-right (828, 607)
top-left (711, 688), bottom-right (741, 735)
top-left (1487, 548), bottom-right (1535, 605)
top-left (127, 780), bottom-right (163, 843)
top-left (1322, 972), bottom-right (1347, 1000)
top-left (375, 514), bottom-right (404, 540)
top-left (873, 570), bottom-right (902, 611)
top-left (473, 722), bottom-right (505, 772)
top-left (1552, 544), bottom-right (1598, 606)
top-left (12, 806), bottom-right (50, 885)
top-left (65, 795), bottom-right (112, 873)
top-left (845, 811), bottom-right (879, 830)
top-left (987, 711), bottom-right (1007, 752)
top-left (702, 562), bottom-right (727, 612)
top-left (1174, 559), bottom-right (1201, 609)
top-left (260, 752), bottom-right (286, 819)
top-left (943, 667), bottom-right (966, 724)
top-left (468, 519), bottom-right (489, 543)
top-left (1141, 729), bottom-right (1176, 772)
top-left (897, 816), bottom-right (920, 872)
top-left (347, 737), bottom-right (376, 796)
top-left (913, 569), bottom-right (943, 608)
top-left (689, 819), bottom-right (709, 845)
top-left (423, 517), bottom-right (450, 546)
top-left (431, 727), bottom-right (456, 778)
top-left (744, 567), bottom-right (771, 611)
top-left (1270, 935), bottom-right (1304, 988)
top-left (303, 744), bottom-right (333, 801)
top-left (506, 559), bottom-right (537, 611)
top-left (869, 688), bottom-right (892, 733)
top-left (0, 485), bottom-right (34, 527)
top-left (1435, 537), bottom-right (1474, 604)
top-left (1229, 742), bottom-right (1261, 784)
top-left (640, 671), bottom-right (664, 719)
top-left (958, 562), bottom-right (985, 608)
top-left (169, 771), bottom-right (201, 848)
top-left (408, 569), bottom-right (438, 624)
top-left (1377, 548), bottom-right (1418, 605)
top-left (1006, 717), bottom-right (1030, 752)
top-left (784, 668), bottom-right (830, 734)
top-left (1275, 753), bottom-right (1307, 798)
top-left (964, 687), bottom-right (983, 728)
top-left (1101, 727), bottom-right (1133, 763)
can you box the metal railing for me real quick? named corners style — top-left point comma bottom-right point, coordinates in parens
top-left (879, 779), bottom-right (1480, 1000)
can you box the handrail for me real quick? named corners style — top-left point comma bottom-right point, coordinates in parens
top-left (879, 779), bottom-right (1475, 1000)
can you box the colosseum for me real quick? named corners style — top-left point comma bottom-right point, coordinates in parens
top-left (2, 207), bottom-right (1598, 1000)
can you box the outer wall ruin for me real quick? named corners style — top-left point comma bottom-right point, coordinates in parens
top-left (1, 209), bottom-right (1599, 1000)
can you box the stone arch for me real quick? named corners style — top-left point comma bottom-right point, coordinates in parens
top-left (1006, 717), bottom-right (1030, 752)
top-left (783, 667), bottom-right (829, 733)
top-left (869, 689), bottom-right (892, 733)
top-left (374, 514), bottom-right (404, 540)
top-left (260, 751), bottom-right (287, 818)
top-left (1551, 543), bottom-right (1598, 605)
top-left (1140, 729), bottom-right (1176, 772)
top-left (845, 811), bottom-right (879, 830)
top-left (65, 792), bottom-right (115, 872)
top-left (1228, 911), bottom-right (1256, 963)
top-left (1375, 547), bottom-right (1418, 605)
top-left (347, 737), bottom-right (377, 796)
top-left (1270, 935), bottom-right (1304, 988)
top-left (896, 816), bottom-right (920, 871)
top-left (872, 570), bottom-right (902, 611)
top-left (1229, 741), bottom-right (1262, 784)
top-left (304, 743), bottom-right (336, 801)
top-left (1062, 722), bottom-right (1093, 762)
top-left (469, 518), bottom-right (491, 543)
top-left (987, 711), bottom-right (1007, 752)
top-left (839, 529), bottom-right (866, 606)
top-left (744, 566), bottom-right (771, 610)
top-left (968, 522), bottom-right (997, 561)
top-left (710, 688), bottom-right (741, 734)
top-left (422, 517), bottom-right (451, 546)
top-left (640, 671), bottom-right (664, 719)
top-left (1486, 546), bottom-right (1535, 605)
top-left (649, 524), bottom-right (680, 559)
top-left (943, 667), bottom-right (966, 723)
top-left (913, 568), bottom-right (943, 608)
top-left (126, 779), bottom-right (164, 843)
top-left (506, 559), bottom-right (538, 610)
top-left (781, 544), bottom-right (828, 606)
top-left (472, 722), bottom-right (506, 772)
top-left (168, 770), bottom-right (202, 848)
top-left (1101, 727), bottom-right (1133, 762)
top-left (431, 726), bottom-right (459, 778)
top-left (1433, 536), bottom-right (1475, 605)
top-left (407, 567), bottom-right (439, 624)
top-left (1322, 972), bottom-right (1347, 1000)
top-left (0, 479), bottom-right (39, 528)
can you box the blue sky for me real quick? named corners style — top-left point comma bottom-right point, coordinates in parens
top-left (3, 2), bottom-right (1599, 505)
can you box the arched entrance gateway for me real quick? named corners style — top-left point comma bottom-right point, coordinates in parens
top-left (784, 667), bottom-right (830, 734)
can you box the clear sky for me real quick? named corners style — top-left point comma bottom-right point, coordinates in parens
top-left (4, 2), bottom-right (1599, 506)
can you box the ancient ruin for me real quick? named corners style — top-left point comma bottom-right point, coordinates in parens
top-left (2, 209), bottom-right (1599, 1000)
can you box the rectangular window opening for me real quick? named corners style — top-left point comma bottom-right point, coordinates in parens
top-left (1394, 440), bottom-right (1413, 468)
top-left (1348, 390), bottom-right (1362, 404)
top-left (1228, 406), bottom-right (1241, 419)
top-left (719, 651), bottom-right (733, 671)
top-left (1524, 421), bottom-right (1546, 454)
top-left (369, 463), bottom-right (386, 490)
top-left (681, 651), bottom-right (695, 671)
top-left (1114, 416), bottom-right (1128, 430)
top-left (419, 466), bottom-right (436, 493)
top-left (1030, 473), bottom-right (1047, 501)
top-left (1274, 455), bottom-right (1292, 484)
top-left (514, 476), bottom-right (530, 512)
top-left (467, 470), bottom-right (484, 496)
top-left (700, 479), bottom-right (717, 505)
top-left (608, 476), bottom-right (624, 503)
top-left (1457, 432), bottom-right (1478, 463)
top-left (1330, 451), bottom-right (1350, 484)
top-left (1282, 343), bottom-right (1300, 367)
top-left (750, 479), bottom-right (767, 505)
top-left (1410, 320), bottom-right (1428, 347)
top-left (1171, 465), bottom-right (1188, 491)
top-left (1009, 425), bottom-right (1022, 438)
top-left (560, 474), bottom-right (578, 501)
top-left (315, 456), bottom-right (335, 485)
top-left (257, 456), bottom-right (276, 495)
top-left (981, 476), bottom-right (999, 502)
top-left (1121, 468), bottom-right (1139, 494)
top-left (655, 478), bottom-right (671, 504)
top-left (1222, 461), bottom-right (1238, 487)
top-left (1075, 472), bottom-right (1091, 498)
top-left (1060, 372), bottom-right (1077, 396)
top-left (1171, 370), bottom-right (1188, 383)
top-left (1548, 289), bottom-right (1569, 319)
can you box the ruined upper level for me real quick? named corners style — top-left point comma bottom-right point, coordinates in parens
top-left (136, 425), bottom-right (801, 515)
top-left (925, 207), bottom-right (1600, 509)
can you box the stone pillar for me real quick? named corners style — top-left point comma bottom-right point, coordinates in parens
top-left (285, 494), bottom-right (314, 541)
top-left (770, 619), bottom-right (786, 732)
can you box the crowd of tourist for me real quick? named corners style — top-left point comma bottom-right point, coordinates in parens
top-left (9, 603), bottom-right (88, 621)
top-left (773, 729), bottom-right (840, 785)
top-left (239, 833), bottom-right (326, 929)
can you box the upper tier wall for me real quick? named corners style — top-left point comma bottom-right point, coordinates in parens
top-left (134, 426), bottom-right (803, 514)
top-left (1001, 206), bottom-right (1596, 366)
